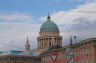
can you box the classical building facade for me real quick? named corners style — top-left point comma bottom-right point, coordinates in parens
top-left (37, 14), bottom-right (62, 52)
top-left (26, 14), bottom-right (62, 53)
top-left (41, 38), bottom-right (96, 63)
top-left (24, 14), bottom-right (96, 63)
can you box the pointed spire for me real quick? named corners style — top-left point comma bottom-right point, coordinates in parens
top-left (26, 36), bottom-right (29, 43)
top-left (47, 12), bottom-right (51, 21)
top-left (25, 36), bottom-right (30, 51)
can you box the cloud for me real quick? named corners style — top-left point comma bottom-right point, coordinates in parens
top-left (60, 18), bottom-right (96, 45)
top-left (40, 3), bottom-right (96, 25)
top-left (40, 2), bottom-right (96, 46)
top-left (0, 13), bottom-right (35, 23)
top-left (0, 13), bottom-right (40, 50)
top-left (0, 2), bottom-right (96, 51)
top-left (0, 12), bottom-right (42, 51)
top-left (0, 22), bottom-right (41, 51)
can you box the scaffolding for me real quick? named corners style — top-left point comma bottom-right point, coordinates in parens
top-left (66, 36), bottom-right (74, 63)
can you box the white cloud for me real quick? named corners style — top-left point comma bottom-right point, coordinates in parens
top-left (60, 18), bottom-right (96, 45)
top-left (0, 12), bottom-right (41, 51)
top-left (0, 2), bottom-right (96, 51)
top-left (40, 2), bottom-right (96, 46)
top-left (40, 3), bottom-right (96, 25)
top-left (0, 22), bottom-right (41, 51)
top-left (0, 13), bottom-right (34, 23)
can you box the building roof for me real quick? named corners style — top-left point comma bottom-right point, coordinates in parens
top-left (48, 45), bottom-right (62, 50)
top-left (80, 38), bottom-right (96, 43)
top-left (0, 50), bottom-right (40, 56)
top-left (40, 14), bottom-right (59, 32)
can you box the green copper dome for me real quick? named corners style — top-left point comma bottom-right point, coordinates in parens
top-left (40, 14), bottom-right (59, 32)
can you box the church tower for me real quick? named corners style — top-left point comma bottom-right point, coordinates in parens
top-left (37, 14), bottom-right (62, 50)
top-left (25, 36), bottom-right (30, 51)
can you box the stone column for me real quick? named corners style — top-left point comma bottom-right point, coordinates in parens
top-left (38, 40), bottom-right (39, 48)
top-left (56, 38), bottom-right (57, 45)
top-left (49, 38), bottom-right (51, 47)
top-left (44, 38), bottom-right (46, 48)
top-left (44, 38), bottom-right (45, 48)
top-left (50, 38), bottom-right (52, 47)
top-left (43, 39), bottom-right (44, 48)
top-left (42, 39), bottom-right (44, 48)
top-left (43, 38), bottom-right (45, 48)
top-left (48, 38), bottom-right (49, 48)
top-left (41, 39), bottom-right (43, 48)
top-left (54, 38), bottom-right (56, 45)
top-left (60, 39), bottom-right (62, 46)
top-left (52, 37), bottom-right (55, 46)
top-left (59, 38), bottom-right (60, 45)
top-left (57, 38), bottom-right (58, 45)
top-left (58, 38), bottom-right (60, 45)
top-left (40, 39), bottom-right (41, 48)
top-left (46, 38), bottom-right (48, 48)
top-left (39, 40), bottom-right (40, 48)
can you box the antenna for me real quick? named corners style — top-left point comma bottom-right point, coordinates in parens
top-left (74, 36), bottom-right (76, 44)
top-left (74, 36), bottom-right (78, 63)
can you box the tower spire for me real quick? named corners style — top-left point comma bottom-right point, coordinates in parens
top-left (27, 36), bottom-right (28, 41)
top-left (25, 36), bottom-right (30, 51)
top-left (47, 12), bottom-right (51, 20)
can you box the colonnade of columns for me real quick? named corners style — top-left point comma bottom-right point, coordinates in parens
top-left (38, 37), bottom-right (62, 49)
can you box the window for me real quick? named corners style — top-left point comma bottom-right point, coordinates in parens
top-left (90, 48), bottom-right (92, 54)
top-left (82, 60), bottom-right (84, 63)
top-left (86, 49), bottom-right (88, 54)
top-left (82, 49), bottom-right (84, 55)
top-left (90, 58), bottom-right (93, 63)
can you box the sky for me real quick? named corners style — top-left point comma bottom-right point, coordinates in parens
top-left (0, 0), bottom-right (96, 51)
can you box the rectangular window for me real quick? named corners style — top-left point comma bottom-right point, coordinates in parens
top-left (90, 48), bottom-right (92, 54)
top-left (86, 49), bottom-right (88, 54)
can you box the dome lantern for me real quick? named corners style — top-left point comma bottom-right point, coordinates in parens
top-left (47, 13), bottom-right (51, 21)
